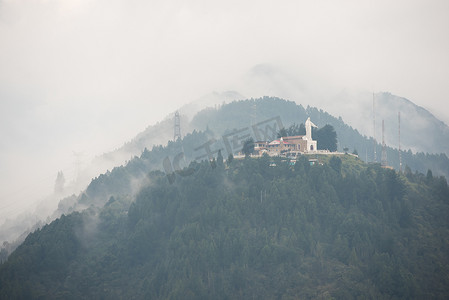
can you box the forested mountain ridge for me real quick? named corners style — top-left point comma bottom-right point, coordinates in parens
top-left (1, 96), bottom-right (449, 266)
top-left (1, 154), bottom-right (448, 299)
top-left (190, 97), bottom-right (449, 179)
top-left (47, 97), bottom-right (449, 217)
top-left (89, 96), bottom-right (449, 185)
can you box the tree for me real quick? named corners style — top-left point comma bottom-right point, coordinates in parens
top-left (404, 165), bottom-right (412, 178)
top-left (54, 171), bottom-right (65, 194)
top-left (210, 158), bottom-right (217, 169)
top-left (285, 123), bottom-right (305, 136)
top-left (315, 125), bottom-right (337, 152)
top-left (242, 138), bottom-right (255, 157)
top-left (277, 128), bottom-right (288, 138)
top-left (329, 156), bottom-right (342, 173)
top-left (217, 150), bottom-right (224, 167)
top-left (0, 248), bottom-right (8, 263)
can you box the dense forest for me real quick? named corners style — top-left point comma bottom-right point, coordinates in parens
top-left (1, 152), bottom-right (448, 299)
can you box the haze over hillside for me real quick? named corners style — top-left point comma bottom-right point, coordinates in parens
top-left (2, 97), bottom-right (449, 254)
top-left (1, 0), bottom-right (449, 258)
top-left (3, 67), bottom-right (447, 226)
top-left (1, 149), bottom-right (448, 298)
top-left (228, 64), bottom-right (449, 157)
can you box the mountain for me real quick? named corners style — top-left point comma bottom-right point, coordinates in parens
top-left (65, 88), bottom-right (449, 195)
top-left (332, 91), bottom-right (449, 157)
top-left (1, 97), bottom-right (448, 298)
top-left (189, 97), bottom-right (449, 179)
top-left (178, 91), bottom-right (245, 120)
top-left (376, 92), bottom-right (449, 155)
top-left (71, 91), bottom-right (244, 191)
top-left (232, 64), bottom-right (449, 157)
top-left (1, 154), bottom-right (448, 299)
top-left (2, 96), bottom-right (449, 257)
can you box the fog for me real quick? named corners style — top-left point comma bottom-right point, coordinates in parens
top-left (1, 0), bottom-right (449, 223)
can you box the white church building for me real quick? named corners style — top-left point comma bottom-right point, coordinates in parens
top-left (254, 117), bottom-right (318, 156)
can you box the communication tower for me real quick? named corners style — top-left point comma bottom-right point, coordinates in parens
top-left (381, 119), bottom-right (388, 167)
top-left (373, 93), bottom-right (377, 162)
top-left (398, 111), bottom-right (402, 172)
top-left (174, 111), bottom-right (181, 141)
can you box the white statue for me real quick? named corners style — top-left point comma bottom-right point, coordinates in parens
top-left (305, 117), bottom-right (317, 141)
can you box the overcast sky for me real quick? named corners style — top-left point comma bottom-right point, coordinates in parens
top-left (1, 0), bottom-right (448, 219)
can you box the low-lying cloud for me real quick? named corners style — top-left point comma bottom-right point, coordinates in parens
top-left (1, 0), bottom-right (448, 223)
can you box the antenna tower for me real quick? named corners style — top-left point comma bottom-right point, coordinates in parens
top-left (398, 111), bottom-right (402, 172)
top-left (373, 93), bottom-right (377, 162)
top-left (174, 111), bottom-right (181, 141)
top-left (381, 119), bottom-right (388, 167)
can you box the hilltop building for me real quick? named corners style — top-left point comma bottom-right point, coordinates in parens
top-left (253, 117), bottom-right (318, 157)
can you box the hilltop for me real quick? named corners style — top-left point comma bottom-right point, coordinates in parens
top-left (86, 95), bottom-right (449, 184)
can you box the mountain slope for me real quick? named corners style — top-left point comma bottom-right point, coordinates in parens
top-left (1, 96), bottom-right (448, 258)
top-left (76, 95), bottom-right (449, 190)
top-left (1, 155), bottom-right (448, 299)
top-left (335, 91), bottom-right (449, 156)
top-left (376, 92), bottom-right (449, 155)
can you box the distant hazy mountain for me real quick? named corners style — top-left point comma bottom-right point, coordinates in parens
top-left (232, 64), bottom-right (449, 157)
top-left (330, 90), bottom-right (449, 157)
top-left (178, 91), bottom-right (245, 120)
top-left (84, 91), bottom-right (245, 182)
top-left (75, 79), bottom-right (449, 186)
top-left (375, 92), bottom-right (449, 156)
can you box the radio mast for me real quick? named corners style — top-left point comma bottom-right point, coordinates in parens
top-left (373, 93), bottom-right (377, 162)
top-left (381, 119), bottom-right (388, 167)
top-left (174, 111), bottom-right (181, 141)
top-left (398, 111), bottom-right (402, 172)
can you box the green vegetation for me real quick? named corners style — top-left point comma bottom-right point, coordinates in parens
top-left (1, 154), bottom-right (448, 299)
top-left (191, 97), bottom-right (449, 179)
top-left (1, 97), bottom-right (449, 299)
top-left (242, 138), bottom-right (255, 157)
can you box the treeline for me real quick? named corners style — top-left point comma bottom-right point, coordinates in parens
top-left (1, 154), bottom-right (448, 299)
top-left (44, 97), bottom-right (449, 219)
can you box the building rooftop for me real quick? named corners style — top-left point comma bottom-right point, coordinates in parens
top-left (268, 140), bottom-right (292, 145)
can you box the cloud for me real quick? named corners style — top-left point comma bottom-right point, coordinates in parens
top-left (0, 0), bottom-right (448, 221)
